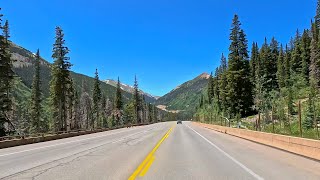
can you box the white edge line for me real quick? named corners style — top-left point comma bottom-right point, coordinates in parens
top-left (0, 125), bottom-right (158, 157)
top-left (185, 124), bottom-right (264, 180)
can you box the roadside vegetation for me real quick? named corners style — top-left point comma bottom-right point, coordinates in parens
top-left (195, 1), bottom-right (320, 140)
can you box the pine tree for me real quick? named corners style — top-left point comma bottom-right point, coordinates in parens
top-left (213, 67), bottom-right (220, 107)
top-left (3, 20), bottom-right (9, 40)
top-left (30, 49), bottom-right (42, 133)
top-left (220, 53), bottom-right (227, 71)
top-left (114, 77), bottom-right (122, 126)
top-left (123, 101), bottom-right (135, 125)
top-left (287, 86), bottom-right (294, 116)
top-left (0, 13), bottom-right (14, 136)
top-left (133, 75), bottom-right (141, 124)
top-left (303, 93), bottom-right (314, 129)
top-left (300, 30), bottom-right (311, 84)
top-left (260, 37), bottom-right (278, 92)
top-left (315, 0), bottom-right (320, 27)
top-left (269, 37), bottom-right (279, 90)
top-left (284, 45), bottom-right (292, 87)
top-left (207, 72), bottom-right (214, 104)
top-left (199, 94), bottom-right (204, 108)
top-left (310, 21), bottom-right (320, 89)
top-left (219, 53), bottom-right (228, 113)
top-left (277, 44), bottom-right (286, 89)
top-left (250, 42), bottom-right (259, 83)
top-left (291, 30), bottom-right (302, 74)
top-left (226, 15), bottom-right (253, 117)
top-left (92, 68), bottom-right (102, 128)
top-left (49, 26), bottom-right (72, 132)
top-left (259, 38), bottom-right (269, 81)
top-left (115, 77), bottom-right (123, 110)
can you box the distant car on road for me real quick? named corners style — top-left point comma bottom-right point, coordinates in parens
top-left (177, 120), bottom-right (182, 124)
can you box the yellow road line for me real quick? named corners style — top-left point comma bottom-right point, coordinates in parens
top-left (165, 128), bottom-right (173, 139)
top-left (139, 156), bottom-right (155, 176)
top-left (128, 125), bottom-right (174, 180)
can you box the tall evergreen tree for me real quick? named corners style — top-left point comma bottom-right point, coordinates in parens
top-left (219, 55), bottom-right (228, 113)
top-left (259, 38), bottom-right (269, 82)
top-left (315, 0), bottom-right (320, 27)
top-left (291, 30), bottom-right (302, 74)
top-left (300, 30), bottom-right (311, 84)
top-left (115, 77), bottom-right (123, 110)
top-left (199, 94), bottom-right (204, 108)
top-left (226, 15), bottom-right (253, 117)
top-left (284, 45), bottom-right (292, 87)
top-left (250, 42), bottom-right (259, 83)
top-left (310, 21), bottom-right (320, 89)
top-left (0, 13), bottom-right (14, 136)
top-left (277, 44), bottom-right (286, 89)
top-left (30, 49), bottom-right (42, 133)
top-left (213, 67), bottom-right (220, 107)
top-left (287, 86), bottom-right (294, 116)
top-left (207, 72), bottom-right (214, 104)
top-left (92, 68), bottom-right (102, 128)
top-left (259, 37), bottom-right (278, 92)
top-left (133, 75), bottom-right (141, 123)
top-left (269, 37), bottom-right (279, 90)
top-left (220, 53), bottom-right (227, 71)
top-left (303, 93), bottom-right (315, 129)
top-left (49, 26), bottom-right (72, 132)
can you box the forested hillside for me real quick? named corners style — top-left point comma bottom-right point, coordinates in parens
top-left (0, 9), bottom-right (176, 136)
top-left (156, 73), bottom-right (209, 118)
top-left (196, 2), bottom-right (320, 139)
top-left (11, 43), bottom-right (158, 103)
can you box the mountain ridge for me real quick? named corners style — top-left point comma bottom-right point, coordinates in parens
top-left (156, 72), bottom-right (209, 117)
top-left (10, 40), bottom-right (209, 117)
top-left (104, 79), bottom-right (159, 103)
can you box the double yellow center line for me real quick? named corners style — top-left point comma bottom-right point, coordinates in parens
top-left (128, 126), bottom-right (174, 180)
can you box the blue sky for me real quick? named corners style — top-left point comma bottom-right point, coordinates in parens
top-left (2, 0), bottom-right (316, 96)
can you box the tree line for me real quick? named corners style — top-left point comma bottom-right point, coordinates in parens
top-left (196, 1), bottom-right (320, 138)
top-left (0, 8), bottom-right (175, 137)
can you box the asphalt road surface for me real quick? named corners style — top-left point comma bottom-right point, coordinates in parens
top-left (0, 122), bottom-right (320, 180)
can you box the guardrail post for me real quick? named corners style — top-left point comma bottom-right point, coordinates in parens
top-left (258, 112), bottom-right (261, 131)
top-left (272, 106), bottom-right (275, 133)
top-left (298, 101), bottom-right (302, 137)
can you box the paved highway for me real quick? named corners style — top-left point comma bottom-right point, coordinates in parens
top-left (0, 122), bottom-right (319, 180)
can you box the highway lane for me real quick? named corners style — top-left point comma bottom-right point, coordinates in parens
top-left (0, 122), bottom-right (171, 179)
top-left (1, 121), bottom-right (320, 180)
top-left (141, 122), bottom-right (320, 180)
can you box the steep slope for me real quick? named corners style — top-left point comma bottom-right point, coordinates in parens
top-left (155, 73), bottom-right (209, 115)
top-left (104, 79), bottom-right (158, 103)
top-left (9, 42), bottom-right (153, 104)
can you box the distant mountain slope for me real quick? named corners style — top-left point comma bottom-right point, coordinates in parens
top-left (104, 79), bottom-right (158, 103)
top-left (9, 42), bottom-right (154, 104)
top-left (155, 73), bottom-right (209, 115)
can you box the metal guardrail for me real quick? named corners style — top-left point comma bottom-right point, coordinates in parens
top-left (0, 123), bottom-right (151, 142)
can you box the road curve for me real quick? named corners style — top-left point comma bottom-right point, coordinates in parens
top-left (0, 122), bottom-right (319, 180)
